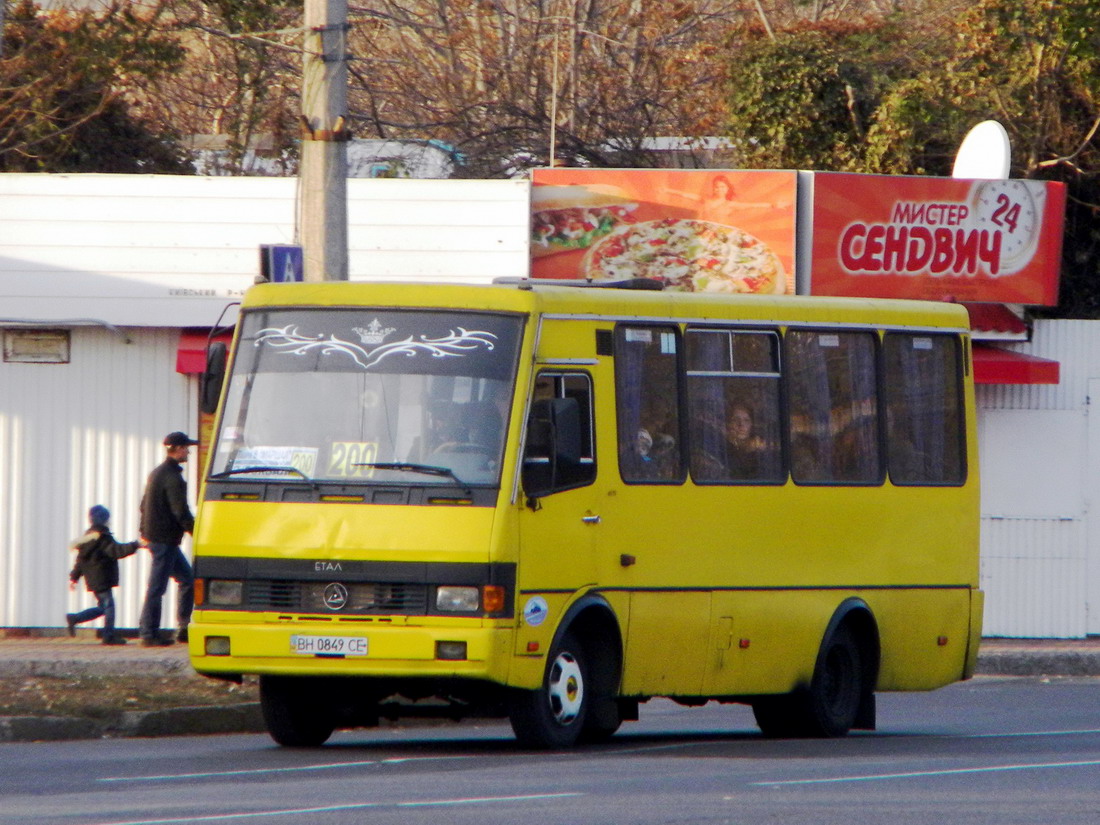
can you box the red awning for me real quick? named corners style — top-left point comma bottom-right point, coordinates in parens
top-left (176, 329), bottom-right (233, 374)
top-left (972, 343), bottom-right (1059, 385)
top-left (962, 302), bottom-right (1028, 337)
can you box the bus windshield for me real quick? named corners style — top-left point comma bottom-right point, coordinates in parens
top-left (208, 308), bottom-right (524, 487)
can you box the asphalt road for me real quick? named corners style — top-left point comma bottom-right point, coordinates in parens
top-left (3, 675), bottom-right (1099, 825)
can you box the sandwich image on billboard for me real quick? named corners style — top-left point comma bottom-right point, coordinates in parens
top-left (530, 169), bottom-right (798, 294)
top-left (530, 183), bottom-right (638, 259)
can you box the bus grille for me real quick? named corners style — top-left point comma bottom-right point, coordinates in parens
top-left (243, 580), bottom-right (430, 615)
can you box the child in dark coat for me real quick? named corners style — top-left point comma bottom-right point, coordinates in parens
top-left (67, 505), bottom-right (141, 645)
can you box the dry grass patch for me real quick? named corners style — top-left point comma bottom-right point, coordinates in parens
top-left (0, 673), bottom-right (258, 720)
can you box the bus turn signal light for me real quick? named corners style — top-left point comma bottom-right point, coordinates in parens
top-left (482, 585), bottom-right (506, 613)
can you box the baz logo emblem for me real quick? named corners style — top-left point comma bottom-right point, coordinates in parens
top-left (323, 583), bottom-right (349, 610)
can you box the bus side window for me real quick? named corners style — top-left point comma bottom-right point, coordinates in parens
top-left (685, 328), bottom-right (784, 484)
top-left (522, 372), bottom-right (596, 496)
top-left (883, 333), bottom-right (966, 485)
top-left (615, 325), bottom-right (684, 484)
top-left (786, 330), bottom-right (882, 485)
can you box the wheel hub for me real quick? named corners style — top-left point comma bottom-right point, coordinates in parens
top-left (547, 651), bottom-right (584, 725)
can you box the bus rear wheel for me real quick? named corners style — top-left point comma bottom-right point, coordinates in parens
top-left (260, 675), bottom-right (336, 747)
top-left (752, 625), bottom-right (864, 738)
top-left (509, 632), bottom-right (590, 748)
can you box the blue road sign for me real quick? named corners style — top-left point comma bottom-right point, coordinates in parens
top-left (261, 244), bottom-right (304, 283)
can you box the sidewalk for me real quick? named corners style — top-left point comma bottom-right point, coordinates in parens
top-left (1, 634), bottom-right (1098, 743)
top-left (0, 634), bottom-right (192, 678)
top-left (972, 637), bottom-right (1100, 677)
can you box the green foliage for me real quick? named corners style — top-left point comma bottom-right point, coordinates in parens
top-left (726, 22), bottom-right (908, 172)
top-left (202, 0), bottom-right (290, 34)
top-left (724, 1), bottom-right (1100, 318)
top-left (0, 1), bottom-right (190, 173)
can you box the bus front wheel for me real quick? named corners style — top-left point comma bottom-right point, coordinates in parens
top-left (509, 632), bottom-right (590, 748)
top-left (260, 675), bottom-right (336, 747)
top-left (752, 625), bottom-right (864, 738)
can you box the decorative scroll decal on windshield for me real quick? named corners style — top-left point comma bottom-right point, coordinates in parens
top-left (254, 324), bottom-right (498, 370)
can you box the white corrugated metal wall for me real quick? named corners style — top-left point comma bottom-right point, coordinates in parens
top-left (0, 173), bottom-right (531, 634)
top-left (0, 327), bottom-right (195, 629)
top-left (349, 178), bottom-right (530, 282)
top-left (977, 320), bottom-right (1100, 638)
top-left (3, 174), bottom-right (1098, 638)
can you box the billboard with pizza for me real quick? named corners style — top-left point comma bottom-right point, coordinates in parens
top-left (807, 173), bottom-right (1066, 306)
top-left (530, 168), bottom-right (798, 294)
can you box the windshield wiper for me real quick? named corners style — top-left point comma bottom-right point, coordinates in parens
top-left (353, 462), bottom-right (471, 491)
top-left (209, 465), bottom-right (314, 482)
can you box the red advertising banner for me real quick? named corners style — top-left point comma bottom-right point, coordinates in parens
top-left (809, 173), bottom-right (1066, 306)
top-left (530, 168), bottom-right (798, 294)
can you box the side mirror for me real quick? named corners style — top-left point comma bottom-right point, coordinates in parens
top-left (200, 341), bottom-right (228, 415)
top-left (522, 397), bottom-right (582, 497)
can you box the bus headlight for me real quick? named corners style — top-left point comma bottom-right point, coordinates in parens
top-left (207, 580), bottom-right (244, 606)
top-left (436, 586), bottom-right (479, 612)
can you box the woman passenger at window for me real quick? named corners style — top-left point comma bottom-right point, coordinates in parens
top-left (725, 404), bottom-right (763, 478)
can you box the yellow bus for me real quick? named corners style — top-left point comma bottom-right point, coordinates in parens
top-left (191, 279), bottom-right (982, 748)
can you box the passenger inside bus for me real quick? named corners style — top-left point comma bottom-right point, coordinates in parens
top-left (625, 427), bottom-right (676, 480)
top-left (724, 404), bottom-right (762, 478)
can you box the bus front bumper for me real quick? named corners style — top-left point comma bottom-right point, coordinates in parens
top-left (187, 613), bottom-right (517, 683)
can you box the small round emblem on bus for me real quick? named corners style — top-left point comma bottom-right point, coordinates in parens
top-left (323, 582), bottom-right (349, 610)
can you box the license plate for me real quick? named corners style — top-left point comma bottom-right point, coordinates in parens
top-left (290, 634), bottom-right (368, 656)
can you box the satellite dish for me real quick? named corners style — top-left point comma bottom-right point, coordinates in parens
top-left (952, 120), bottom-right (1011, 179)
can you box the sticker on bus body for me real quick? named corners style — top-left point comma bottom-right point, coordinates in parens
top-left (523, 597), bottom-right (549, 627)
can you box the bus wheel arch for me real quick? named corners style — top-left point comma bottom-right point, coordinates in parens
top-left (509, 594), bottom-right (624, 748)
top-left (752, 598), bottom-right (880, 738)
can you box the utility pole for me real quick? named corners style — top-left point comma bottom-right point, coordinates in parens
top-left (300, 0), bottom-right (350, 281)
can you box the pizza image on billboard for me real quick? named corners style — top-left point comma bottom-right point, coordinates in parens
top-left (582, 217), bottom-right (785, 294)
top-left (530, 169), bottom-right (798, 294)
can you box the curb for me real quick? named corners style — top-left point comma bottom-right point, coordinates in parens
top-left (0, 703), bottom-right (264, 743)
top-left (974, 649), bottom-right (1100, 678)
top-left (119, 702), bottom-right (266, 738)
top-left (0, 715), bottom-right (101, 742)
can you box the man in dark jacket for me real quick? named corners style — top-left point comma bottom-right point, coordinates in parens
top-left (138, 431), bottom-right (198, 647)
top-left (67, 505), bottom-right (140, 645)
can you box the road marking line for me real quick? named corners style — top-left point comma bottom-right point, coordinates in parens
top-left (90, 793), bottom-right (584, 825)
top-left (960, 728), bottom-right (1100, 739)
top-left (753, 759), bottom-right (1100, 786)
top-left (99, 756), bottom-right (473, 783)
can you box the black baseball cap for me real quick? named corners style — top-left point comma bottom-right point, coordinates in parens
top-left (164, 431), bottom-right (199, 447)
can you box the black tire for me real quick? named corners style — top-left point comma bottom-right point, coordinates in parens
top-left (751, 693), bottom-right (804, 738)
top-left (579, 708), bottom-right (622, 744)
top-left (578, 692), bottom-right (624, 744)
top-left (259, 675), bottom-right (336, 747)
top-left (752, 625), bottom-right (863, 738)
top-left (808, 625), bottom-right (863, 736)
top-left (509, 632), bottom-right (590, 748)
